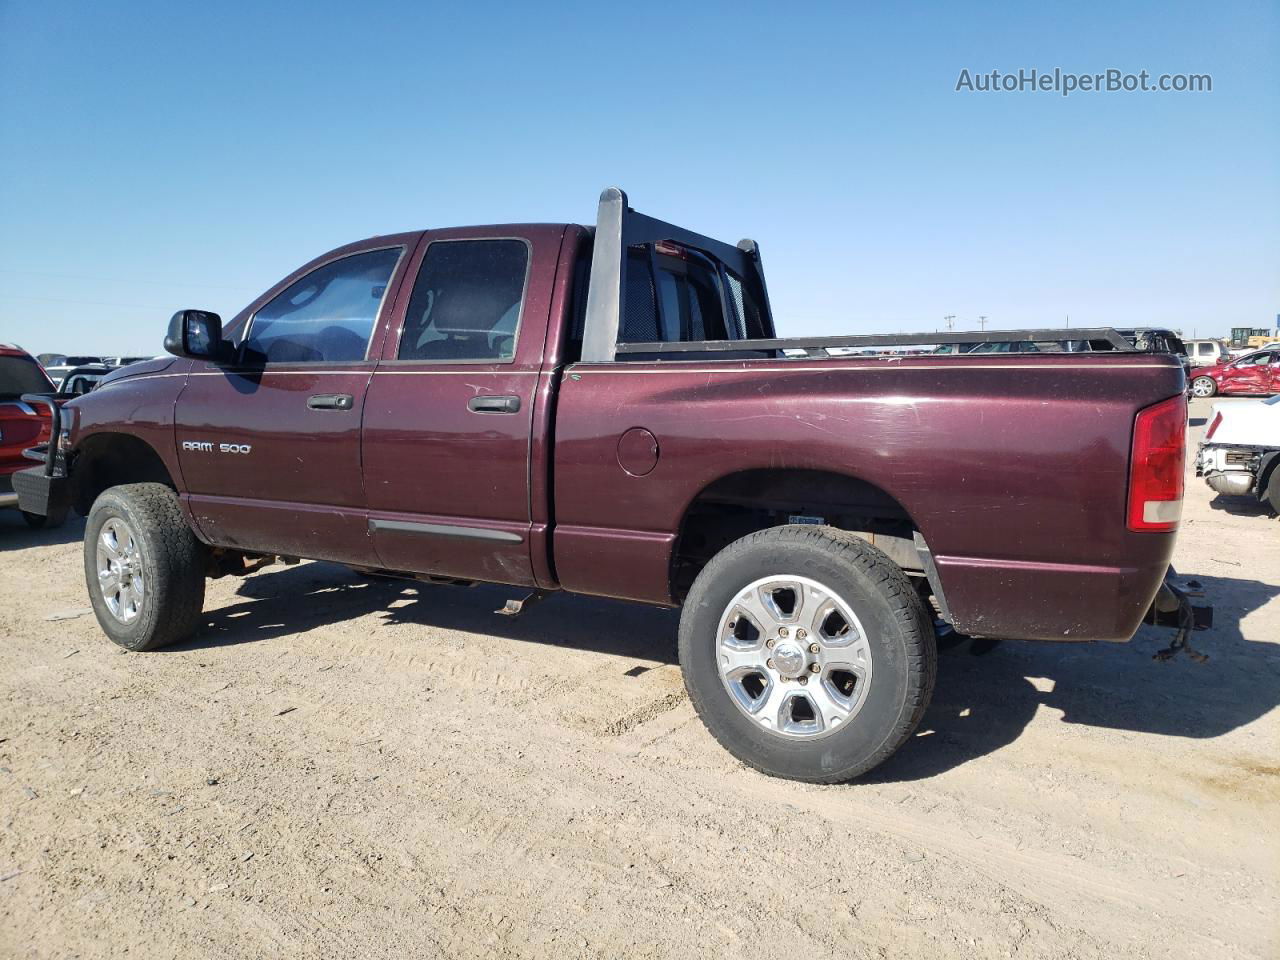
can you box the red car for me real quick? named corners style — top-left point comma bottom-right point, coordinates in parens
top-left (0, 344), bottom-right (58, 527)
top-left (1190, 349), bottom-right (1280, 398)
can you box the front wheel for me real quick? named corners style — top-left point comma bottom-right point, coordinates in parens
top-left (84, 483), bottom-right (207, 651)
top-left (678, 525), bottom-right (936, 783)
top-left (1191, 376), bottom-right (1218, 398)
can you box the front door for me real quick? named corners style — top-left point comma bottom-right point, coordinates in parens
top-left (1220, 351), bottom-right (1274, 395)
top-left (175, 242), bottom-right (412, 564)
top-left (361, 228), bottom-right (561, 585)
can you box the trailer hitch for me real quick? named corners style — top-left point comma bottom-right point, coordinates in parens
top-left (1145, 568), bottom-right (1212, 663)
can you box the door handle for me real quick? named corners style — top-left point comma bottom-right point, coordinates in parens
top-left (308, 393), bottom-right (354, 410)
top-left (468, 395), bottom-right (521, 414)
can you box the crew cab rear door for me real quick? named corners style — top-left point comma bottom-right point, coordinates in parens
top-left (174, 237), bottom-right (417, 564)
top-left (361, 226), bottom-right (563, 584)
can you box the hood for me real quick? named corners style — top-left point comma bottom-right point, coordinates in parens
top-left (97, 356), bottom-right (178, 387)
top-left (1207, 397), bottom-right (1280, 447)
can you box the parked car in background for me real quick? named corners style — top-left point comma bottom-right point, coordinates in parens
top-left (0, 344), bottom-right (57, 527)
top-left (59, 364), bottom-right (113, 396)
top-left (1190, 349), bottom-right (1280, 398)
top-left (1185, 339), bottom-right (1228, 367)
top-left (1196, 395), bottom-right (1280, 512)
top-left (41, 366), bottom-right (75, 390)
top-left (40, 356), bottom-right (107, 389)
top-left (1227, 341), bottom-right (1280, 359)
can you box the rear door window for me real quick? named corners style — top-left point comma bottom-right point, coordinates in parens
top-left (397, 239), bottom-right (529, 362)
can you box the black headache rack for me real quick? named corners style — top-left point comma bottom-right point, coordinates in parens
top-left (579, 187), bottom-right (1142, 362)
top-left (19, 393), bottom-right (63, 474)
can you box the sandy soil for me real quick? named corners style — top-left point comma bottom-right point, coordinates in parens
top-left (1, 396), bottom-right (1277, 959)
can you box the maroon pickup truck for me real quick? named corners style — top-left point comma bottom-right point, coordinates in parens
top-left (16, 189), bottom-right (1189, 782)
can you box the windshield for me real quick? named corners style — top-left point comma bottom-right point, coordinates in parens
top-left (0, 355), bottom-right (55, 398)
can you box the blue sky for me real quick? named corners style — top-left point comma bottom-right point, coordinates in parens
top-left (1, 0), bottom-right (1276, 354)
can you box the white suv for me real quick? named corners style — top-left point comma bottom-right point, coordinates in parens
top-left (1185, 339), bottom-right (1227, 367)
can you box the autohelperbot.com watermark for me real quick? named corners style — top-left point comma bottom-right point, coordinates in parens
top-left (955, 68), bottom-right (1212, 97)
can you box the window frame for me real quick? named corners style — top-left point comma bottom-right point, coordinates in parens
top-left (237, 244), bottom-right (408, 367)
top-left (383, 236), bottom-right (534, 367)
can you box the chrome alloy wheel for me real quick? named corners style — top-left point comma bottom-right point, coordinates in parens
top-left (1191, 377), bottom-right (1217, 398)
top-left (96, 517), bottom-right (145, 623)
top-left (716, 575), bottom-right (874, 739)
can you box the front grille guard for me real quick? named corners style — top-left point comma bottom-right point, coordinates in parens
top-left (20, 393), bottom-right (63, 477)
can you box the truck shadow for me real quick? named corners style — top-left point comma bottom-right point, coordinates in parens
top-left (866, 572), bottom-right (1280, 782)
top-left (1208, 493), bottom-right (1276, 518)
top-left (171, 563), bottom-right (680, 663)
top-left (0, 511), bottom-right (85, 548)
top-left (175, 565), bottom-right (1277, 784)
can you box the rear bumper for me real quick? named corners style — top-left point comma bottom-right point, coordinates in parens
top-left (11, 466), bottom-right (71, 523)
top-left (934, 551), bottom-right (1173, 643)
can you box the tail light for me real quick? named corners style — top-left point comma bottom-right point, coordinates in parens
top-left (1205, 411), bottom-right (1222, 440)
top-left (1127, 395), bottom-right (1186, 532)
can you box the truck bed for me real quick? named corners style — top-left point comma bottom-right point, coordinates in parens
top-left (552, 349), bottom-right (1185, 642)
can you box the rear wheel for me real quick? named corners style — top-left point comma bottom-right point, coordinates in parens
top-left (84, 483), bottom-right (206, 651)
top-left (1191, 376), bottom-right (1218, 398)
top-left (678, 525), bottom-right (936, 783)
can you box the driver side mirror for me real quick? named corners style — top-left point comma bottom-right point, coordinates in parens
top-left (164, 309), bottom-right (234, 363)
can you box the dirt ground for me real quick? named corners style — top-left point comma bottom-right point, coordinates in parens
top-left (1, 396), bottom-right (1277, 959)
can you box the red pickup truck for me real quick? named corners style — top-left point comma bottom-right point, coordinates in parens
top-left (16, 189), bottom-right (1189, 782)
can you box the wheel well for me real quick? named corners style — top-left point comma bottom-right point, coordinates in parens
top-left (671, 469), bottom-right (923, 601)
top-left (70, 433), bottom-right (176, 515)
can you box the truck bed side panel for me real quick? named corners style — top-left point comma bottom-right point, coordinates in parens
top-left (551, 354), bottom-right (1184, 642)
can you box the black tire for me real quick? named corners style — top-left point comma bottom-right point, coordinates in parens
top-left (83, 483), bottom-right (206, 651)
top-left (678, 525), bottom-right (937, 783)
top-left (1191, 376), bottom-right (1218, 399)
top-left (1265, 465), bottom-right (1280, 515)
top-left (22, 511), bottom-right (63, 529)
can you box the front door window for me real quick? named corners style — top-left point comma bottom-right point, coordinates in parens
top-left (243, 248), bottom-right (403, 364)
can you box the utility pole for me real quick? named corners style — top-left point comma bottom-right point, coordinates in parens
top-left (943, 314), bottom-right (956, 332)
top-left (977, 315), bottom-right (988, 331)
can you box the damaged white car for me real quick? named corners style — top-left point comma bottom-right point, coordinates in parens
top-left (1196, 396), bottom-right (1280, 513)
